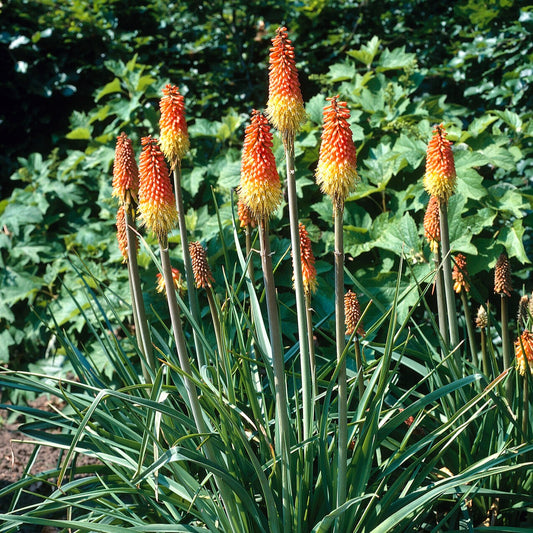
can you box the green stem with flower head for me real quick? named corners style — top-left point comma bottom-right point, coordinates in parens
top-left (284, 138), bottom-right (313, 444)
top-left (125, 205), bottom-right (154, 382)
top-left (173, 166), bottom-right (206, 369)
top-left (258, 219), bottom-right (292, 532)
top-left (434, 250), bottom-right (449, 349)
top-left (439, 203), bottom-right (461, 360)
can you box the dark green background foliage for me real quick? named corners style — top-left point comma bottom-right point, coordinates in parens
top-left (0, 0), bottom-right (531, 369)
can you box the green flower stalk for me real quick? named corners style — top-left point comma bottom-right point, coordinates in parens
top-left (112, 132), bottom-right (154, 381)
top-left (495, 251), bottom-right (513, 404)
top-left (267, 26), bottom-right (314, 451)
top-left (159, 84), bottom-right (205, 368)
top-left (423, 125), bottom-right (460, 354)
top-left (315, 95), bottom-right (359, 518)
top-left (238, 109), bottom-right (291, 530)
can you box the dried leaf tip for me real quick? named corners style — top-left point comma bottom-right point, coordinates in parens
top-left (266, 26), bottom-right (306, 140)
top-left (423, 124), bottom-right (456, 204)
top-left (159, 84), bottom-right (190, 169)
top-left (315, 96), bottom-right (359, 209)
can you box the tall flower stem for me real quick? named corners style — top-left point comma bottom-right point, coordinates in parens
top-left (439, 205), bottom-right (460, 355)
top-left (354, 336), bottom-right (364, 401)
top-left (173, 166), bottom-right (205, 368)
top-left (305, 292), bottom-right (317, 398)
top-left (334, 204), bottom-right (347, 515)
top-left (125, 207), bottom-right (154, 380)
top-left (159, 240), bottom-right (240, 531)
top-left (284, 139), bottom-right (313, 443)
top-left (258, 219), bottom-right (291, 531)
top-left (481, 327), bottom-right (489, 376)
top-left (501, 295), bottom-right (512, 404)
top-left (460, 290), bottom-right (478, 367)
top-left (434, 251), bottom-right (449, 348)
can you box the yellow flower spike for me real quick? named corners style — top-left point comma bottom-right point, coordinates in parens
top-left (298, 223), bottom-right (317, 296)
top-left (137, 135), bottom-right (178, 240)
top-left (423, 124), bottom-right (456, 203)
top-left (189, 241), bottom-right (215, 289)
top-left (345, 290), bottom-right (365, 337)
top-left (452, 253), bottom-right (470, 293)
top-left (315, 96), bottom-right (359, 209)
top-left (159, 84), bottom-right (190, 170)
top-left (514, 330), bottom-right (533, 376)
top-left (423, 195), bottom-right (441, 254)
top-left (238, 110), bottom-right (283, 220)
top-left (112, 132), bottom-right (139, 205)
top-left (476, 305), bottom-right (488, 330)
top-left (266, 26), bottom-right (306, 141)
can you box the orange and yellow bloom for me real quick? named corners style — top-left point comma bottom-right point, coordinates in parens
top-left (238, 110), bottom-right (283, 220)
top-left (266, 26), bottom-right (306, 140)
top-left (494, 251), bottom-right (512, 297)
top-left (137, 136), bottom-right (178, 240)
top-left (424, 195), bottom-right (441, 254)
top-left (112, 132), bottom-right (139, 205)
top-left (156, 267), bottom-right (183, 295)
top-left (159, 84), bottom-right (190, 169)
top-left (315, 96), bottom-right (358, 209)
top-left (423, 124), bottom-right (456, 203)
top-left (298, 223), bottom-right (317, 296)
top-left (452, 253), bottom-right (470, 293)
top-left (514, 330), bottom-right (533, 375)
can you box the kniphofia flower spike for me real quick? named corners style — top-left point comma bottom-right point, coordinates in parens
top-left (137, 136), bottom-right (178, 240)
top-left (299, 223), bottom-right (317, 296)
top-left (159, 84), bottom-right (190, 170)
top-left (238, 110), bottom-right (283, 220)
top-left (266, 26), bottom-right (306, 141)
top-left (424, 195), bottom-right (441, 254)
top-left (452, 253), bottom-right (470, 293)
top-left (515, 330), bottom-right (533, 376)
top-left (112, 132), bottom-right (139, 205)
top-left (315, 96), bottom-right (359, 209)
top-left (423, 124), bottom-right (456, 203)
top-left (189, 241), bottom-right (215, 289)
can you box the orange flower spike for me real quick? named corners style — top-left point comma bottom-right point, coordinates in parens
top-left (159, 84), bottom-right (190, 169)
top-left (345, 290), bottom-right (365, 337)
top-left (189, 241), bottom-right (215, 289)
top-left (299, 223), bottom-right (317, 296)
top-left (315, 96), bottom-right (359, 209)
top-left (238, 110), bottom-right (283, 220)
top-left (137, 135), bottom-right (178, 240)
top-left (424, 196), bottom-right (441, 254)
top-left (514, 330), bottom-right (533, 376)
top-left (266, 26), bottom-right (306, 140)
top-left (156, 267), bottom-right (183, 295)
top-left (423, 124), bottom-right (456, 203)
top-left (452, 253), bottom-right (470, 293)
top-left (112, 132), bottom-right (139, 205)
top-left (116, 205), bottom-right (129, 262)
top-left (494, 251), bottom-right (512, 297)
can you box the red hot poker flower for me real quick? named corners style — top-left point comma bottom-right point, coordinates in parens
top-left (514, 330), bottom-right (533, 376)
top-left (423, 124), bottom-right (456, 203)
top-left (238, 110), bottom-right (283, 220)
top-left (137, 136), bottom-right (178, 240)
top-left (423, 195), bottom-right (441, 254)
top-left (452, 253), bottom-right (470, 293)
top-left (116, 205), bottom-right (129, 262)
top-left (189, 241), bottom-right (214, 289)
top-left (159, 84), bottom-right (190, 169)
top-left (112, 132), bottom-right (139, 205)
top-left (266, 26), bottom-right (306, 140)
top-left (315, 96), bottom-right (359, 209)
top-left (156, 267), bottom-right (183, 295)
top-left (299, 223), bottom-right (317, 296)
top-left (345, 290), bottom-right (365, 337)
top-left (237, 197), bottom-right (257, 228)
